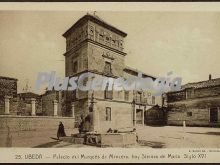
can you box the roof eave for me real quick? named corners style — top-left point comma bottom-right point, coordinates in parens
top-left (62, 14), bottom-right (127, 38)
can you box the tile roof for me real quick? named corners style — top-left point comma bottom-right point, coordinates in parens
top-left (63, 13), bottom-right (127, 38)
top-left (181, 78), bottom-right (220, 89)
top-left (123, 66), bottom-right (156, 79)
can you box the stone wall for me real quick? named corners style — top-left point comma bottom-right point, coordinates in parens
top-left (0, 97), bottom-right (42, 116)
top-left (193, 86), bottom-right (220, 98)
top-left (0, 77), bottom-right (17, 98)
top-left (17, 98), bottom-right (42, 116)
top-left (41, 91), bottom-right (62, 116)
top-left (88, 43), bottom-right (125, 77)
top-left (0, 116), bottom-right (75, 147)
top-left (94, 99), bottom-right (133, 132)
top-left (9, 98), bottom-right (19, 115)
top-left (65, 43), bottom-right (88, 77)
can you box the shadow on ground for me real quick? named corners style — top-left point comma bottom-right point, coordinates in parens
top-left (145, 125), bottom-right (166, 127)
top-left (159, 136), bottom-right (182, 140)
top-left (187, 132), bottom-right (220, 136)
top-left (33, 141), bottom-right (60, 148)
top-left (138, 140), bottom-right (165, 148)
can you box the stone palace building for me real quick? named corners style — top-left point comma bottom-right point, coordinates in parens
top-left (62, 14), bottom-right (163, 132)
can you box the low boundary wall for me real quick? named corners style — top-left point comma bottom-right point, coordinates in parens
top-left (0, 115), bottom-right (75, 147)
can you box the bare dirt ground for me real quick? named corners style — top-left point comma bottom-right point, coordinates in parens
top-left (136, 126), bottom-right (220, 148)
top-left (34, 126), bottom-right (220, 148)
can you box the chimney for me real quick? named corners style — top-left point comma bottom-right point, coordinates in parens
top-left (209, 74), bottom-right (212, 80)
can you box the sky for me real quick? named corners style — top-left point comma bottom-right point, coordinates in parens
top-left (0, 11), bottom-right (220, 94)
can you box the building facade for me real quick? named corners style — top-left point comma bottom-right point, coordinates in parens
top-left (166, 76), bottom-right (220, 127)
top-left (63, 14), bottom-right (162, 132)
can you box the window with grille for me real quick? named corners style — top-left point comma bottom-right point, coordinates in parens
top-left (106, 107), bottom-right (111, 121)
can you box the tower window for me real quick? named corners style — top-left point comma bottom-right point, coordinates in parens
top-left (72, 61), bottom-right (78, 73)
top-left (112, 39), bottom-right (116, 45)
top-left (115, 40), bottom-right (119, 47)
top-left (99, 30), bottom-right (104, 41)
top-left (105, 33), bottom-right (110, 43)
top-left (95, 29), bottom-right (99, 39)
top-left (89, 26), bottom-right (94, 35)
top-left (112, 35), bottom-right (116, 46)
top-left (89, 26), bottom-right (94, 39)
top-left (106, 107), bottom-right (111, 121)
top-left (104, 61), bottom-right (112, 75)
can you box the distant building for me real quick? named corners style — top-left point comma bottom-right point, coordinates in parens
top-left (166, 75), bottom-right (220, 127)
top-left (62, 13), bottom-right (162, 132)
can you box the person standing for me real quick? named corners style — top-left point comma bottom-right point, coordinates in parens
top-left (57, 121), bottom-right (66, 140)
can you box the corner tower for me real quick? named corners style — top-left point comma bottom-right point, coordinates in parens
top-left (63, 13), bottom-right (127, 77)
top-left (63, 13), bottom-right (128, 132)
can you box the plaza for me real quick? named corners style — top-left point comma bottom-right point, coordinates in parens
top-left (32, 126), bottom-right (220, 148)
